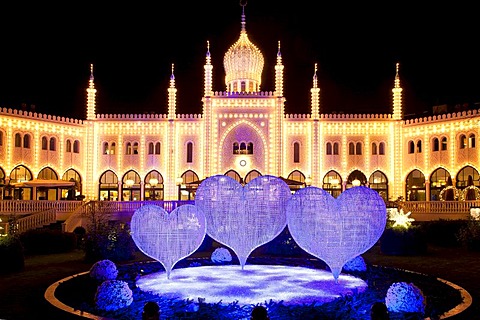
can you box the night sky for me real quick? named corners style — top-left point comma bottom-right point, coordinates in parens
top-left (1, 1), bottom-right (479, 120)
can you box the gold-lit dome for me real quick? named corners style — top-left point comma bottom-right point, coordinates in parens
top-left (223, 7), bottom-right (264, 93)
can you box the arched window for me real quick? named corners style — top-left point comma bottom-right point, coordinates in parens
top-left (247, 142), bottom-right (253, 154)
top-left (110, 142), bottom-right (116, 155)
top-left (233, 142), bottom-right (239, 154)
top-left (41, 136), bottom-right (48, 150)
top-left (186, 142), bottom-right (193, 163)
top-left (355, 142), bottom-right (362, 155)
top-left (99, 170), bottom-right (119, 201)
top-left (408, 140), bottom-right (415, 154)
top-left (244, 170), bottom-right (262, 184)
top-left (38, 167), bottom-right (58, 180)
top-left (49, 137), bottom-right (56, 151)
top-left (372, 142), bottom-right (377, 155)
top-left (416, 140), bottom-right (422, 153)
top-left (293, 142), bottom-right (300, 163)
top-left (224, 169), bottom-right (243, 184)
top-left (406, 169), bottom-right (426, 201)
top-left (348, 142), bottom-right (355, 155)
top-left (155, 142), bottom-right (161, 154)
top-left (326, 142), bottom-right (332, 155)
top-left (333, 142), bottom-right (339, 155)
top-left (459, 134), bottom-right (467, 149)
top-left (369, 170), bottom-right (388, 202)
top-left (0, 131), bottom-right (3, 146)
top-left (240, 142), bottom-right (247, 154)
top-left (15, 133), bottom-right (22, 147)
top-left (148, 142), bottom-right (154, 155)
top-left (441, 137), bottom-right (448, 151)
top-left (73, 140), bottom-right (80, 153)
top-left (103, 142), bottom-right (109, 155)
top-left (126, 142), bottom-right (132, 155)
top-left (122, 170), bottom-right (141, 201)
top-left (430, 168), bottom-right (451, 201)
top-left (379, 142), bottom-right (385, 155)
top-left (23, 134), bottom-right (31, 149)
top-left (432, 138), bottom-right (439, 152)
top-left (133, 142), bottom-right (139, 154)
top-left (66, 139), bottom-right (72, 152)
top-left (145, 170), bottom-right (164, 200)
top-left (62, 168), bottom-right (82, 199)
top-left (469, 134), bottom-right (476, 148)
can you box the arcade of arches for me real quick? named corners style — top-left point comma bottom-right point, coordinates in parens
top-left (1, 165), bottom-right (479, 202)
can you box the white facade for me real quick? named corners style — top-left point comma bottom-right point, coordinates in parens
top-left (0, 9), bottom-right (479, 203)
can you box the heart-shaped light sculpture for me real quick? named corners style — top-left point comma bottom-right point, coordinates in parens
top-left (130, 204), bottom-right (206, 279)
top-left (195, 175), bottom-right (291, 269)
top-left (286, 186), bottom-right (387, 282)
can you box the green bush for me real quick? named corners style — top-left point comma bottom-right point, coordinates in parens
top-left (380, 226), bottom-right (427, 256)
top-left (456, 219), bottom-right (480, 251)
top-left (419, 219), bottom-right (466, 247)
top-left (0, 235), bottom-right (24, 273)
top-left (84, 222), bottom-right (136, 263)
top-left (19, 229), bottom-right (77, 255)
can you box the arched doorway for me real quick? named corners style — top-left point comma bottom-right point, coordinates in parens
top-left (178, 170), bottom-right (200, 200)
top-left (322, 170), bottom-right (342, 198)
top-left (456, 166), bottom-right (480, 189)
top-left (62, 169), bottom-right (83, 200)
top-left (10, 165), bottom-right (33, 200)
top-left (429, 168), bottom-right (451, 201)
top-left (144, 170), bottom-right (164, 200)
top-left (224, 169), bottom-right (243, 185)
top-left (0, 167), bottom-right (5, 200)
top-left (369, 170), bottom-right (388, 202)
top-left (285, 170), bottom-right (307, 193)
top-left (244, 170), bottom-right (262, 184)
top-left (346, 170), bottom-right (367, 189)
top-left (122, 170), bottom-right (141, 201)
top-left (99, 170), bottom-right (119, 201)
top-left (37, 167), bottom-right (59, 200)
top-left (406, 169), bottom-right (426, 201)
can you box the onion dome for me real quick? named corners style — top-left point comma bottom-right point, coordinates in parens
top-left (223, 6), bottom-right (264, 93)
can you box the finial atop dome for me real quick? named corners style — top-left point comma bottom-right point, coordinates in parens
top-left (223, 1), bottom-right (264, 93)
top-left (240, 0), bottom-right (247, 33)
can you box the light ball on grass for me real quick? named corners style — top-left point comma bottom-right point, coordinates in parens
top-left (385, 282), bottom-right (426, 314)
top-left (94, 280), bottom-right (133, 311)
top-left (89, 259), bottom-right (118, 282)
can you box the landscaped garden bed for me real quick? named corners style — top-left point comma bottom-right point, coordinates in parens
top-left (54, 255), bottom-right (463, 320)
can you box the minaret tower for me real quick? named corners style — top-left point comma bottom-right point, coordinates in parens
top-left (86, 64), bottom-right (96, 120)
top-left (392, 62), bottom-right (403, 120)
top-left (167, 63), bottom-right (177, 199)
top-left (310, 63), bottom-right (321, 187)
top-left (274, 41), bottom-right (284, 97)
top-left (311, 63), bottom-right (320, 119)
top-left (168, 64), bottom-right (177, 120)
top-left (204, 41), bottom-right (213, 97)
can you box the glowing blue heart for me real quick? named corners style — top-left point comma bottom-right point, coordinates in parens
top-left (195, 175), bottom-right (291, 269)
top-left (286, 186), bottom-right (387, 281)
top-left (130, 204), bottom-right (206, 279)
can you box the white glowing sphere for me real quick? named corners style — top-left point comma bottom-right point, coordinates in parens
top-left (195, 175), bottom-right (291, 268)
top-left (286, 186), bottom-right (387, 281)
top-left (130, 204), bottom-right (206, 279)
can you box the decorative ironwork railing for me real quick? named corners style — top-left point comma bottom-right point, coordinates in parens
top-left (0, 200), bottom-right (83, 215)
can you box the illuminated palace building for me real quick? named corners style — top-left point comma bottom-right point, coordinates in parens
top-left (0, 9), bottom-right (479, 204)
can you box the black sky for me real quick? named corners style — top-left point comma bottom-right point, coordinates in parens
top-left (1, 2), bottom-right (479, 119)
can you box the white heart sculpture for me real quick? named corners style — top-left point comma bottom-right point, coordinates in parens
top-left (286, 186), bottom-right (387, 281)
top-left (130, 204), bottom-right (206, 279)
top-left (195, 175), bottom-right (291, 269)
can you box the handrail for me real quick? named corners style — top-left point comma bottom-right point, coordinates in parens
top-left (0, 200), bottom-right (83, 215)
top-left (13, 209), bottom-right (57, 234)
top-left (62, 200), bottom-right (194, 232)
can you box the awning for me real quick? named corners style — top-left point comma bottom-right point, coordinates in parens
top-left (11, 179), bottom-right (75, 188)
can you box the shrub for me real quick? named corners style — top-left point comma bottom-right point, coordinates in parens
top-left (385, 282), bottom-right (425, 314)
top-left (380, 226), bottom-right (427, 256)
top-left (94, 280), bottom-right (133, 311)
top-left (343, 255), bottom-right (367, 272)
top-left (211, 247), bottom-right (232, 264)
top-left (84, 221), bottom-right (136, 263)
top-left (456, 218), bottom-right (480, 251)
top-left (19, 229), bottom-right (77, 254)
top-left (0, 235), bottom-right (24, 273)
top-left (420, 219), bottom-right (465, 247)
top-left (89, 259), bottom-right (118, 282)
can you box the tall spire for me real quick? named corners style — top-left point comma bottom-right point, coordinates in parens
top-left (311, 63), bottom-right (320, 118)
top-left (240, 0), bottom-right (247, 33)
top-left (274, 41), bottom-right (284, 97)
top-left (86, 64), bottom-right (96, 120)
top-left (204, 40), bottom-right (213, 96)
top-left (168, 63), bottom-right (177, 119)
top-left (392, 62), bottom-right (403, 120)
